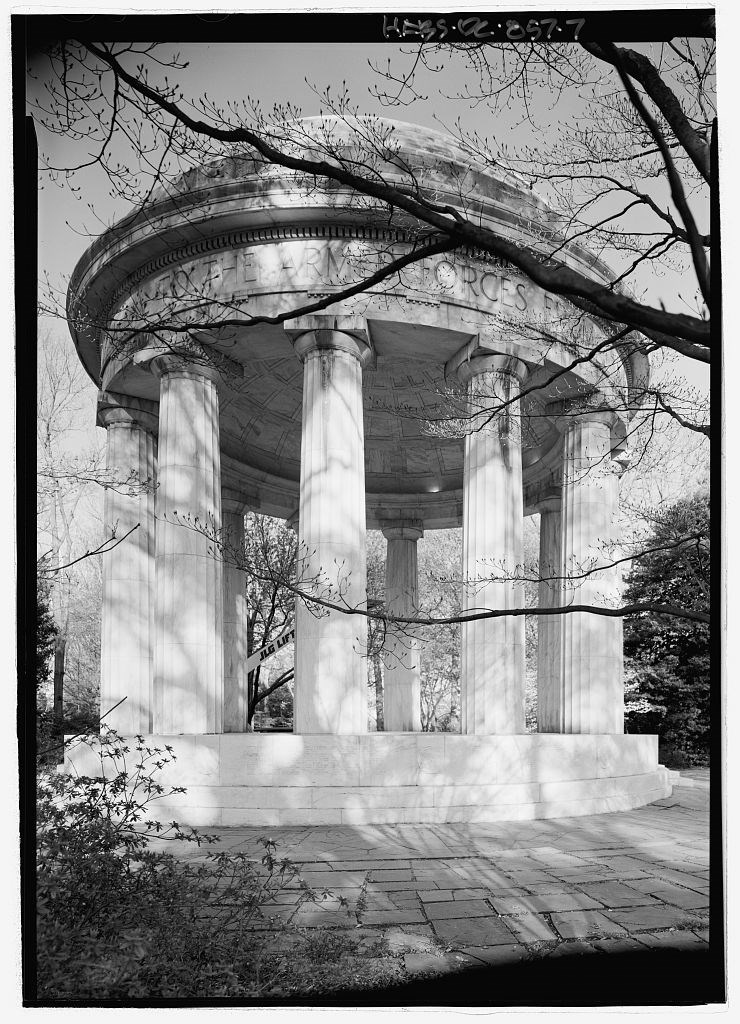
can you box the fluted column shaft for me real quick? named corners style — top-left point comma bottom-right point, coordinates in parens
top-left (152, 357), bottom-right (224, 734)
top-left (293, 329), bottom-right (371, 734)
top-left (559, 410), bottom-right (623, 733)
top-left (382, 521), bottom-right (423, 732)
top-left (98, 394), bottom-right (157, 734)
top-left (536, 500), bottom-right (562, 732)
top-left (458, 354), bottom-right (528, 734)
top-left (222, 493), bottom-right (248, 732)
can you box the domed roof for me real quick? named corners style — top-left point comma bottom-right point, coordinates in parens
top-left (153, 114), bottom-right (533, 204)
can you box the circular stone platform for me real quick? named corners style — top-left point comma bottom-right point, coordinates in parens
top-left (66, 733), bottom-right (670, 827)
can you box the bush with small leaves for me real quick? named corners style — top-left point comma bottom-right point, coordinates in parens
top-left (36, 728), bottom-right (355, 999)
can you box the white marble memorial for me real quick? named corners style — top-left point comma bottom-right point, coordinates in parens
top-left (65, 116), bottom-right (665, 825)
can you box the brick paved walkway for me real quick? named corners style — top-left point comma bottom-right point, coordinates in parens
top-left (157, 770), bottom-right (712, 985)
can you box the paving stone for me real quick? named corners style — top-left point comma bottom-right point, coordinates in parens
top-left (641, 884), bottom-right (710, 910)
top-left (368, 880), bottom-right (422, 892)
top-left (432, 916), bottom-right (518, 948)
top-left (389, 898), bottom-right (422, 910)
top-left (575, 855), bottom-right (647, 873)
top-left (623, 876), bottom-right (682, 893)
top-left (578, 882), bottom-right (662, 908)
top-left (487, 885), bottom-right (535, 898)
top-left (363, 899), bottom-right (398, 912)
top-left (606, 869), bottom-right (652, 881)
top-left (424, 899), bottom-right (493, 920)
top-left (418, 889), bottom-right (455, 903)
top-left (637, 866), bottom-right (709, 888)
top-left (500, 871), bottom-right (561, 885)
top-left (589, 936), bottom-right (650, 954)
top-left (500, 913), bottom-right (557, 944)
top-left (333, 860), bottom-right (409, 871)
top-left (414, 873), bottom-right (488, 889)
top-left (369, 869), bottom-right (414, 881)
top-left (403, 952), bottom-right (450, 975)
top-left (528, 853), bottom-right (593, 870)
top-left (491, 893), bottom-right (602, 915)
top-left (637, 930), bottom-right (710, 951)
top-left (452, 888), bottom-right (490, 900)
top-left (383, 926), bottom-right (438, 953)
top-left (453, 869), bottom-right (514, 888)
top-left (550, 910), bottom-right (628, 940)
top-left (540, 940), bottom-right (597, 958)
top-left (523, 882), bottom-right (579, 895)
top-left (550, 868), bottom-right (618, 883)
top-left (297, 871), bottom-right (366, 888)
top-left (601, 903), bottom-right (705, 932)
top-left (360, 909), bottom-right (427, 926)
top-left (285, 909), bottom-right (357, 928)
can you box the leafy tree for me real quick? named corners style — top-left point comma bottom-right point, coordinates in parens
top-left (36, 579), bottom-right (57, 691)
top-left (623, 492), bottom-right (710, 765)
top-left (36, 577), bottom-right (58, 750)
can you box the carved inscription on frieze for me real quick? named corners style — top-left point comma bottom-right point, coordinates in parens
top-left (119, 237), bottom-right (597, 351)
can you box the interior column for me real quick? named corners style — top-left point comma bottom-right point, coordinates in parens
top-left (222, 490), bottom-right (248, 732)
top-left (536, 496), bottom-right (563, 732)
top-left (292, 327), bottom-right (371, 734)
top-left (381, 520), bottom-right (423, 732)
top-left (97, 392), bottom-right (157, 734)
top-left (457, 354), bottom-right (528, 734)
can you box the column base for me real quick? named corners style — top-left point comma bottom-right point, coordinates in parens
top-left (65, 733), bottom-right (671, 827)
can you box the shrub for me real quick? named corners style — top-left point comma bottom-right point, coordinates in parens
top-left (36, 729), bottom-right (348, 999)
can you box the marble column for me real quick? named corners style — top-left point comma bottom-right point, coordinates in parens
top-left (97, 393), bottom-right (157, 734)
top-left (381, 520), bottom-right (423, 732)
top-left (292, 328), bottom-right (372, 734)
top-left (558, 404), bottom-right (624, 733)
top-left (150, 352), bottom-right (224, 734)
top-left (457, 354), bottom-right (528, 734)
top-left (222, 490), bottom-right (248, 732)
top-left (536, 497), bottom-right (562, 733)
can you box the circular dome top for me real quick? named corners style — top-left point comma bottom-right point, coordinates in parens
top-left (153, 114), bottom-right (532, 202)
top-left (67, 114), bottom-right (647, 529)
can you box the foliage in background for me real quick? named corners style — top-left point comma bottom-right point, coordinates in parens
top-left (36, 577), bottom-right (58, 747)
top-left (242, 513), bottom-right (297, 726)
top-left (417, 530), bottom-right (461, 732)
top-left (623, 492), bottom-right (710, 766)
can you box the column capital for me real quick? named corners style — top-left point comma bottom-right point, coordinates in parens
top-left (221, 487), bottom-right (250, 516)
top-left (547, 392), bottom-right (621, 429)
top-left (133, 333), bottom-right (242, 388)
top-left (380, 519), bottom-right (424, 542)
top-left (533, 495), bottom-right (561, 515)
top-left (455, 352), bottom-right (528, 387)
top-left (292, 328), bottom-right (373, 366)
top-left (97, 391), bottom-right (158, 434)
